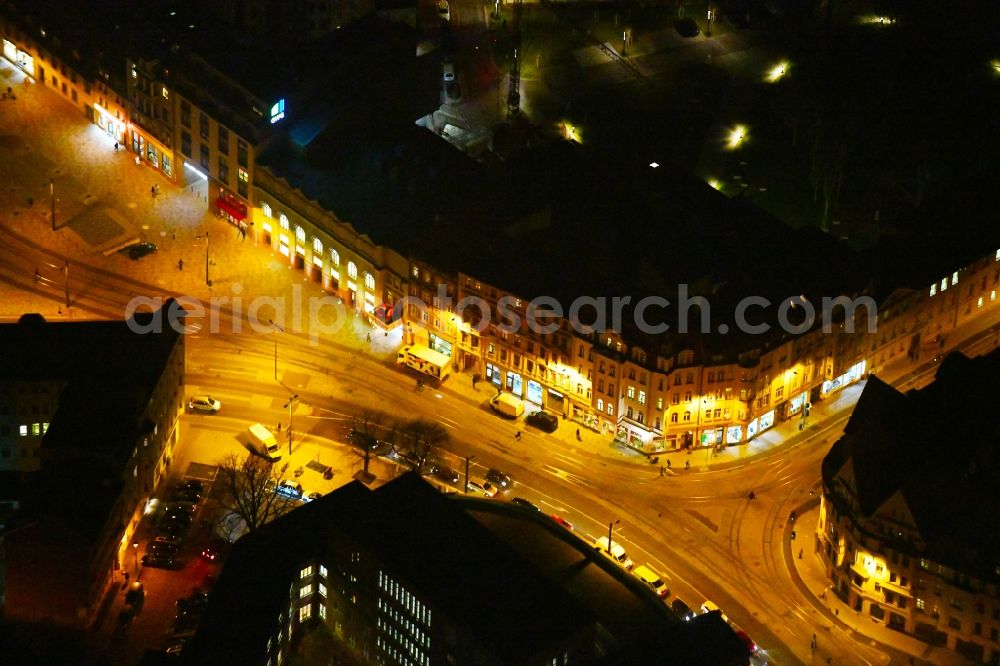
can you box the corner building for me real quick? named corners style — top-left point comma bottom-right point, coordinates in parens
top-left (817, 350), bottom-right (1000, 663)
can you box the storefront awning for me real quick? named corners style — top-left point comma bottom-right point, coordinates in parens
top-left (216, 198), bottom-right (247, 221)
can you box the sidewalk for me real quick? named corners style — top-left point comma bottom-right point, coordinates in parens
top-left (791, 506), bottom-right (973, 666)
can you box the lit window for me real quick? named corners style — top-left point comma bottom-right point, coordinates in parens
top-left (300, 565), bottom-right (313, 579)
top-left (318, 582), bottom-right (327, 596)
top-left (280, 214), bottom-right (290, 230)
top-left (347, 262), bottom-right (357, 279)
top-left (42, 422), bottom-right (49, 433)
top-left (330, 250), bottom-right (339, 265)
top-left (978, 297), bottom-right (984, 308)
top-left (161, 87), bottom-right (169, 99)
top-left (300, 583), bottom-right (312, 598)
top-left (295, 226), bottom-right (305, 243)
top-left (19, 425), bottom-right (27, 436)
top-left (318, 604), bottom-right (326, 620)
top-left (262, 203), bottom-right (272, 218)
top-left (364, 272), bottom-right (375, 290)
top-left (638, 390), bottom-right (646, 405)
top-left (299, 605), bottom-right (311, 622)
top-left (131, 65), bottom-right (137, 78)
top-left (627, 386), bottom-right (635, 399)
top-left (412, 265), bottom-right (419, 278)
top-left (929, 284), bottom-right (937, 297)
top-left (238, 167), bottom-right (248, 183)
top-left (992, 290), bottom-right (997, 302)
top-left (313, 238), bottom-right (322, 253)
top-left (607, 403), bottom-right (613, 416)
top-left (31, 423), bottom-right (41, 436)
top-left (597, 398), bottom-right (604, 411)
top-left (952, 271), bottom-right (958, 285)
top-left (941, 278), bottom-right (948, 292)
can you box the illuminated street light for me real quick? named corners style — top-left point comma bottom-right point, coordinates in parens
top-left (562, 121), bottom-right (581, 144)
top-left (766, 61), bottom-right (789, 83)
top-left (464, 454), bottom-right (476, 494)
top-left (132, 541), bottom-right (139, 578)
top-left (706, 177), bottom-right (723, 191)
top-left (726, 125), bottom-right (748, 150)
top-left (607, 519), bottom-right (620, 554)
top-left (649, 162), bottom-right (659, 169)
top-left (991, 59), bottom-right (1000, 76)
top-left (283, 394), bottom-right (299, 455)
top-left (268, 319), bottom-right (284, 381)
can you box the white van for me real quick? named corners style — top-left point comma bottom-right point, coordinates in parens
top-left (248, 423), bottom-right (281, 461)
top-left (593, 536), bottom-right (634, 570)
top-left (490, 393), bottom-right (524, 418)
top-left (633, 565), bottom-right (669, 599)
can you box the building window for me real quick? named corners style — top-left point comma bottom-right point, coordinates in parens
top-left (199, 112), bottom-right (209, 140)
top-left (200, 143), bottom-right (210, 170)
top-left (313, 238), bottom-right (323, 254)
top-left (218, 158), bottom-right (229, 185)
top-left (330, 249), bottom-right (339, 265)
top-left (295, 226), bottom-right (306, 243)
top-left (280, 214), bottom-right (290, 230)
top-left (318, 604), bottom-right (326, 620)
top-left (318, 582), bottom-right (327, 596)
top-left (299, 605), bottom-right (311, 622)
top-left (607, 403), bottom-right (614, 416)
top-left (638, 390), bottom-right (646, 405)
top-left (319, 565), bottom-right (328, 577)
top-left (181, 100), bottom-right (190, 127)
top-left (19, 425), bottom-right (27, 436)
top-left (300, 584), bottom-right (313, 598)
top-left (670, 413), bottom-right (678, 423)
top-left (364, 272), bottom-right (375, 290)
top-left (218, 127), bottom-right (229, 154)
top-left (238, 140), bottom-right (248, 167)
top-left (181, 131), bottom-right (191, 158)
top-left (300, 565), bottom-right (313, 579)
top-left (262, 203), bottom-right (272, 218)
top-left (627, 386), bottom-right (635, 399)
top-left (597, 398), bottom-right (604, 411)
top-left (237, 168), bottom-right (249, 197)
top-left (348, 262), bottom-right (358, 279)
top-left (683, 411), bottom-right (691, 421)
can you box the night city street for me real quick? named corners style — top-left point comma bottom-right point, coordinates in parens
top-left (1, 1), bottom-right (999, 665)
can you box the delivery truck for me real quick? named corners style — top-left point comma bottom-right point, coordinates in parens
top-left (396, 344), bottom-right (451, 381)
top-left (248, 423), bottom-right (282, 461)
top-left (490, 393), bottom-right (525, 418)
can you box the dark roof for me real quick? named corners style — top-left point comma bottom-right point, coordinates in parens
top-left (823, 349), bottom-right (1000, 578)
top-left (186, 474), bottom-right (596, 664)
top-left (0, 306), bottom-right (182, 539)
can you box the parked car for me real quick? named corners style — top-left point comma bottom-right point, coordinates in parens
top-left (671, 598), bottom-right (695, 621)
top-left (675, 17), bottom-right (700, 37)
top-left (465, 480), bottom-right (494, 497)
top-left (141, 553), bottom-right (176, 569)
top-left (735, 629), bottom-right (757, 655)
top-left (201, 538), bottom-right (229, 562)
top-left (632, 565), bottom-right (669, 599)
top-left (525, 411), bottom-right (559, 433)
top-left (429, 464), bottom-right (459, 484)
top-left (187, 395), bottom-right (221, 413)
top-left (511, 497), bottom-right (539, 511)
top-left (305, 491), bottom-right (323, 501)
top-left (275, 479), bottom-right (303, 500)
top-left (478, 479), bottom-right (500, 498)
top-left (485, 469), bottom-right (512, 489)
top-left (550, 514), bottom-right (574, 531)
top-left (125, 581), bottom-right (145, 611)
top-left (149, 541), bottom-right (179, 556)
top-left (593, 536), bottom-right (634, 570)
top-left (125, 241), bottom-right (158, 260)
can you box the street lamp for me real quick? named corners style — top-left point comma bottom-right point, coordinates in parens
top-left (204, 230), bottom-right (212, 287)
top-left (268, 319), bottom-right (284, 381)
top-left (283, 394), bottom-right (299, 455)
top-left (464, 454), bottom-right (475, 494)
top-left (607, 519), bottom-right (620, 554)
top-left (63, 261), bottom-right (70, 309)
top-left (132, 541), bottom-right (139, 579)
top-left (50, 178), bottom-right (56, 231)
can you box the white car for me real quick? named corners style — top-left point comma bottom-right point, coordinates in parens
top-left (465, 480), bottom-right (497, 498)
top-left (187, 395), bottom-right (221, 413)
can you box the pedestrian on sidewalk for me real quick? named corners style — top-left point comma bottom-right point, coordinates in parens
top-left (472, 375), bottom-right (479, 387)
top-left (366, 332), bottom-right (371, 343)
top-left (277, 422), bottom-right (282, 433)
top-left (799, 548), bottom-right (803, 559)
top-left (659, 466), bottom-right (664, 477)
top-left (57, 307), bottom-right (62, 316)
top-left (178, 259), bottom-right (184, 271)
top-left (515, 431), bottom-right (521, 441)
top-left (114, 141), bottom-right (119, 152)
top-left (684, 460), bottom-right (690, 470)
top-left (151, 185), bottom-right (156, 198)
top-left (666, 459), bottom-right (671, 469)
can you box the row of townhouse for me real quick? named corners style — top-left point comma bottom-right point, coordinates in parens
top-left (5, 6), bottom-right (1000, 455)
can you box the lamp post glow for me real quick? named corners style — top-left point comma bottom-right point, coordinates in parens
top-left (132, 541), bottom-right (139, 578)
top-left (607, 519), bottom-right (620, 554)
top-left (268, 319), bottom-right (284, 381)
top-left (283, 394), bottom-right (299, 455)
top-left (464, 454), bottom-right (476, 494)
top-left (766, 61), bottom-right (789, 83)
top-left (726, 125), bottom-right (747, 150)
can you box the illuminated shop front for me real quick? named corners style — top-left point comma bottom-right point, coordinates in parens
top-left (788, 390), bottom-right (810, 416)
top-left (94, 102), bottom-right (126, 144)
top-left (526, 380), bottom-right (543, 407)
top-left (726, 425), bottom-right (743, 444)
top-left (428, 334), bottom-right (452, 357)
top-left (130, 130), bottom-right (174, 180)
top-left (821, 360), bottom-right (866, 397)
top-left (700, 428), bottom-right (724, 448)
top-left (505, 371), bottom-right (523, 396)
top-left (486, 363), bottom-right (502, 387)
top-left (746, 409), bottom-right (775, 441)
top-left (2, 39), bottom-right (35, 77)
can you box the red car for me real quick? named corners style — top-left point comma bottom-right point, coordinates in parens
top-left (550, 514), bottom-right (574, 531)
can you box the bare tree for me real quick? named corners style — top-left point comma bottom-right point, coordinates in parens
top-left (349, 409), bottom-right (389, 475)
top-left (215, 452), bottom-right (294, 534)
top-left (394, 419), bottom-right (449, 474)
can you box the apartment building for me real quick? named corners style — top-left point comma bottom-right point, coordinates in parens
top-left (817, 350), bottom-right (1000, 663)
top-left (0, 306), bottom-right (185, 628)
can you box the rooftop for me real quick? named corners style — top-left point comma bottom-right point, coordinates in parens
top-left (823, 348), bottom-right (1000, 579)
top-left (0, 307), bottom-right (183, 539)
